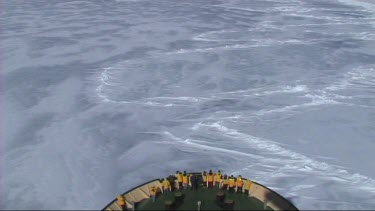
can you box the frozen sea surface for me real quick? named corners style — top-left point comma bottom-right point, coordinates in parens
top-left (1, 0), bottom-right (375, 209)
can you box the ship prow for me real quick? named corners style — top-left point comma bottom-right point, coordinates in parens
top-left (103, 172), bottom-right (298, 211)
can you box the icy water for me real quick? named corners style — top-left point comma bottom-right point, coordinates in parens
top-left (2, 0), bottom-right (375, 209)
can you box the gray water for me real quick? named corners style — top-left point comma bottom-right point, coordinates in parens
top-left (1, 0), bottom-right (375, 209)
